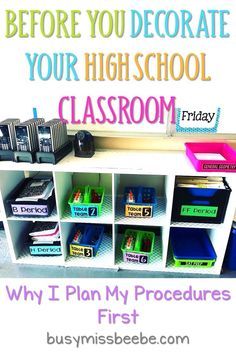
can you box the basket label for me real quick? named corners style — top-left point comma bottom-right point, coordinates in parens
top-left (70, 244), bottom-right (93, 258)
top-left (72, 205), bottom-right (98, 217)
top-left (203, 163), bottom-right (236, 170)
top-left (29, 245), bottom-right (61, 255)
top-left (179, 261), bottom-right (210, 267)
top-left (125, 205), bottom-right (152, 218)
top-left (124, 252), bottom-right (148, 264)
top-left (11, 204), bottom-right (49, 216)
top-left (180, 205), bottom-right (218, 217)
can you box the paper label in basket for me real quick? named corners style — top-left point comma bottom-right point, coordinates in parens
top-left (70, 244), bottom-right (93, 257)
top-left (124, 252), bottom-right (148, 264)
top-left (29, 245), bottom-right (61, 255)
top-left (72, 205), bottom-right (98, 217)
top-left (125, 205), bottom-right (152, 218)
top-left (11, 204), bottom-right (49, 216)
top-left (180, 261), bottom-right (209, 266)
top-left (202, 163), bottom-right (236, 171)
top-left (180, 205), bottom-right (218, 217)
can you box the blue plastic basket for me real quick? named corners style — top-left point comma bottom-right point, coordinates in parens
top-left (188, 187), bottom-right (217, 198)
top-left (123, 186), bottom-right (157, 218)
top-left (69, 224), bottom-right (104, 257)
top-left (224, 222), bottom-right (236, 270)
top-left (170, 228), bottom-right (217, 267)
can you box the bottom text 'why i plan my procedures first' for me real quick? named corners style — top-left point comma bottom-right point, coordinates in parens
top-left (4, 285), bottom-right (231, 306)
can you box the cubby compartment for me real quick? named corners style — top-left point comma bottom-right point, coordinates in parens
top-left (0, 204), bottom-right (3, 221)
top-left (54, 172), bottom-right (113, 224)
top-left (171, 175), bottom-right (231, 224)
top-left (114, 173), bottom-right (169, 226)
top-left (115, 224), bottom-right (163, 271)
top-left (7, 220), bottom-right (64, 266)
top-left (170, 227), bottom-right (216, 267)
top-left (61, 222), bottom-right (114, 269)
top-left (0, 170), bottom-right (58, 221)
top-left (0, 226), bottom-right (10, 265)
top-left (166, 226), bottom-right (228, 274)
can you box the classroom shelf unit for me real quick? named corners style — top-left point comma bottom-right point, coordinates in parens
top-left (0, 149), bottom-right (235, 275)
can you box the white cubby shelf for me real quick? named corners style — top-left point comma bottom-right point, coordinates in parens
top-left (0, 149), bottom-right (235, 275)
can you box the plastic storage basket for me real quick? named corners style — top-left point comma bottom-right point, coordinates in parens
top-left (121, 229), bottom-right (155, 264)
top-left (171, 177), bottom-right (231, 224)
top-left (123, 186), bottom-right (157, 218)
top-left (69, 224), bottom-right (104, 257)
top-left (170, 228), bottom-right (217, 267)
top-left (68, 185), bottom-right (105, 217)
top-left (185, 142), bottom-right (236, 172)
top-left (6, 178), bottom-right (56, 217)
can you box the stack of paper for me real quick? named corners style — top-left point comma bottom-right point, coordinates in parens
top-left (176, 176), bottom-right (225, 189)
top-left (29, 222), bottom-right (60, 245)
top-left (16, 177), bottom-right (54, 202)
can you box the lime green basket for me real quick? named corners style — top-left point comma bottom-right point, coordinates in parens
top-left (121, 229), bottom-right (155, 264)
top-left (68, 185), bottom-right (105, 217)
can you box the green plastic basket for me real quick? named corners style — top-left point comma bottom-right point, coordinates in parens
top-left (121, 229), bottom-right (155, 264)
top-left (68, 185), bottom-right (105, 217)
